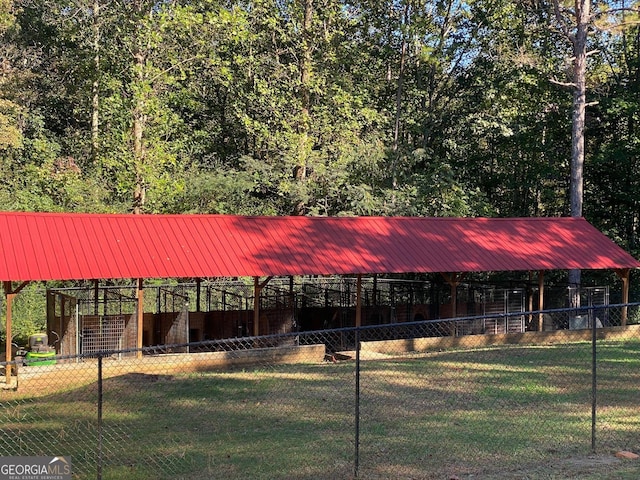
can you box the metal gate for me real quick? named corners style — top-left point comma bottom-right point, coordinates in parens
top-left (482, 288), bottom-right (525, 334)
top-left (567, 286), bottom-right (610, 328)
top-left (155, 287), bottom-right (189, 352)
top-left (76, 287), bottom-right (137, 356)
top-left (79, 315), bottom-right (126, 355)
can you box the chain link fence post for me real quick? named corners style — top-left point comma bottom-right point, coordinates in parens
top-left (591, 308), bottom-right (597, 454)
top-left (97, 353), bottom-right (103, 480)
top-left (354, 327), bottom-right (361, 479)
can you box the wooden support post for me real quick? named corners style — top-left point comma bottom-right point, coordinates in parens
top-left (93, 279), bottom-right (99, 315)
top-left (253, 277), bottom-right (260, 337)
top-left (196, 278), bottom-right (201, 313)
top-left (253, 276), bottom-right (273, 337)
top-left (527, 271), bottom-right (533, 328)
top-left (136, 279), bottom-right (144, 358)
top-left (538, 271), bottom-right (545, 332)
top-left (4, 281), bottom-right (29, 384)
top-left (355, 274), bottom-right (363, 328)
top-left (4, 282), bottom-right (14, 384)
top-left (441, 273), bottom-right (464, 336)
top-left (60, 294), bottom-right (66, 346)
top-left (616, 269), bottom-right (630, 326)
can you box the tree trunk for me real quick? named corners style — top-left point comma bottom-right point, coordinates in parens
top-left (132, 30), bottom-right (146, 214)
top-left (293, 0), bottom-right (313, 216)
top-left (91, 0), bottom-right (100, 163)
top-left (568, 0), bottom-right (590, 295)
top-left (390, 3), bottom-right (410, 206)
top-left (570, 0), bottom-right (589, 220)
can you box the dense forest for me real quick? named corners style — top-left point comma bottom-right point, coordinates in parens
top-left (1, 0), bottom-right (639, 258)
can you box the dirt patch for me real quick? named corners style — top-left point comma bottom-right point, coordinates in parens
top-left (467, 454), bottom-right (628, 479)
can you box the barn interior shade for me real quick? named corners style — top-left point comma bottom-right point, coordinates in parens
top-left (0, 212), bottom-right (638, 282)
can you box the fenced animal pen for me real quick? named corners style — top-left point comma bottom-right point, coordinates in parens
top-left (45, 278), bottom-right (611, 357)
top-left (2, 214), bottom-right (636, 381)
top-left (47, 285), bottom-right (190, 356)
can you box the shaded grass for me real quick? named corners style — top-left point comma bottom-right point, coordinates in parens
top-left (1, 340), bottom-right (640, 479)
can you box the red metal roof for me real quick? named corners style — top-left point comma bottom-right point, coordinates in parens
top-left (0, 212), bottom-right (637, 282)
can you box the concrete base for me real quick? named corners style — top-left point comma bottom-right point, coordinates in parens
top-left (9, 344), bottom-right (327, 395)
top-left (361, 324), bottom-right (640, 355)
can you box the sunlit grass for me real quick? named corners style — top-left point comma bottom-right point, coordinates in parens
top-left (1, 340), bottom-right (640, 479)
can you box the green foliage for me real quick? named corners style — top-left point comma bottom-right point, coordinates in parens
top-left (0, 0), bottom-right (15, 33)
top-left (1, 284), bottom-right (47, 347)
top-left (0, 100), bottom-right (23, 150)
top-left (0, 0), bottom-right (637, 260)
top-left (170, 167), bottom-right (258, 214)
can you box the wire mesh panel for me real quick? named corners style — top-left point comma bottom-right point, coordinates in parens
top-left (80, 315), bottom-right (126, 355)
top-left (158, 288), bottom-right (189, 352)
top-left (49, 286), bottom-right (139, 356)
top-left (506, 289), bottom-right (526, 333)
top-left (584, 286), bottom-right (610, 326)
top-left (458, 288), bottom-right (526, 335)
top-left (482, 289), bottom-right (524, 334)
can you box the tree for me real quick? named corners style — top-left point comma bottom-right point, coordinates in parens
top-left (96, 0), bottom-right (238, 213)
top-left (586, 21), bottom-right (640, 258)
top-left (0, 0), bottom-right (23, 151)
top-left (198, 0), bottom-right (389, 216)
top-left (443, 0), bottom-right (571, 217)
top-left (550, 0), bottom-right (640, 292)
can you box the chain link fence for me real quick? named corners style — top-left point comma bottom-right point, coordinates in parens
top-left (2, 303), bottom-right (640, 479)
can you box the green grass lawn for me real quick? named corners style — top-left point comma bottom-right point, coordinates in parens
top-left (2, 339), bottom-right (640, 479)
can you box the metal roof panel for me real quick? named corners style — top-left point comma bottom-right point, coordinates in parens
top-left (0, 213), bottom-right (637, 282)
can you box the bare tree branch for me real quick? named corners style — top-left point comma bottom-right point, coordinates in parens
top-left (550, 77), bottom-right (576, 88)
top-left (589, 6), bottom-right (640, 22)
top-left (551, 0), bottom-right (576, 42)
top-left (592, 19), bottom-right (640, 32)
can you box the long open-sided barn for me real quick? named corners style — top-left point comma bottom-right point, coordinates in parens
top-left (1, 212), bottom-right (639, 381)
